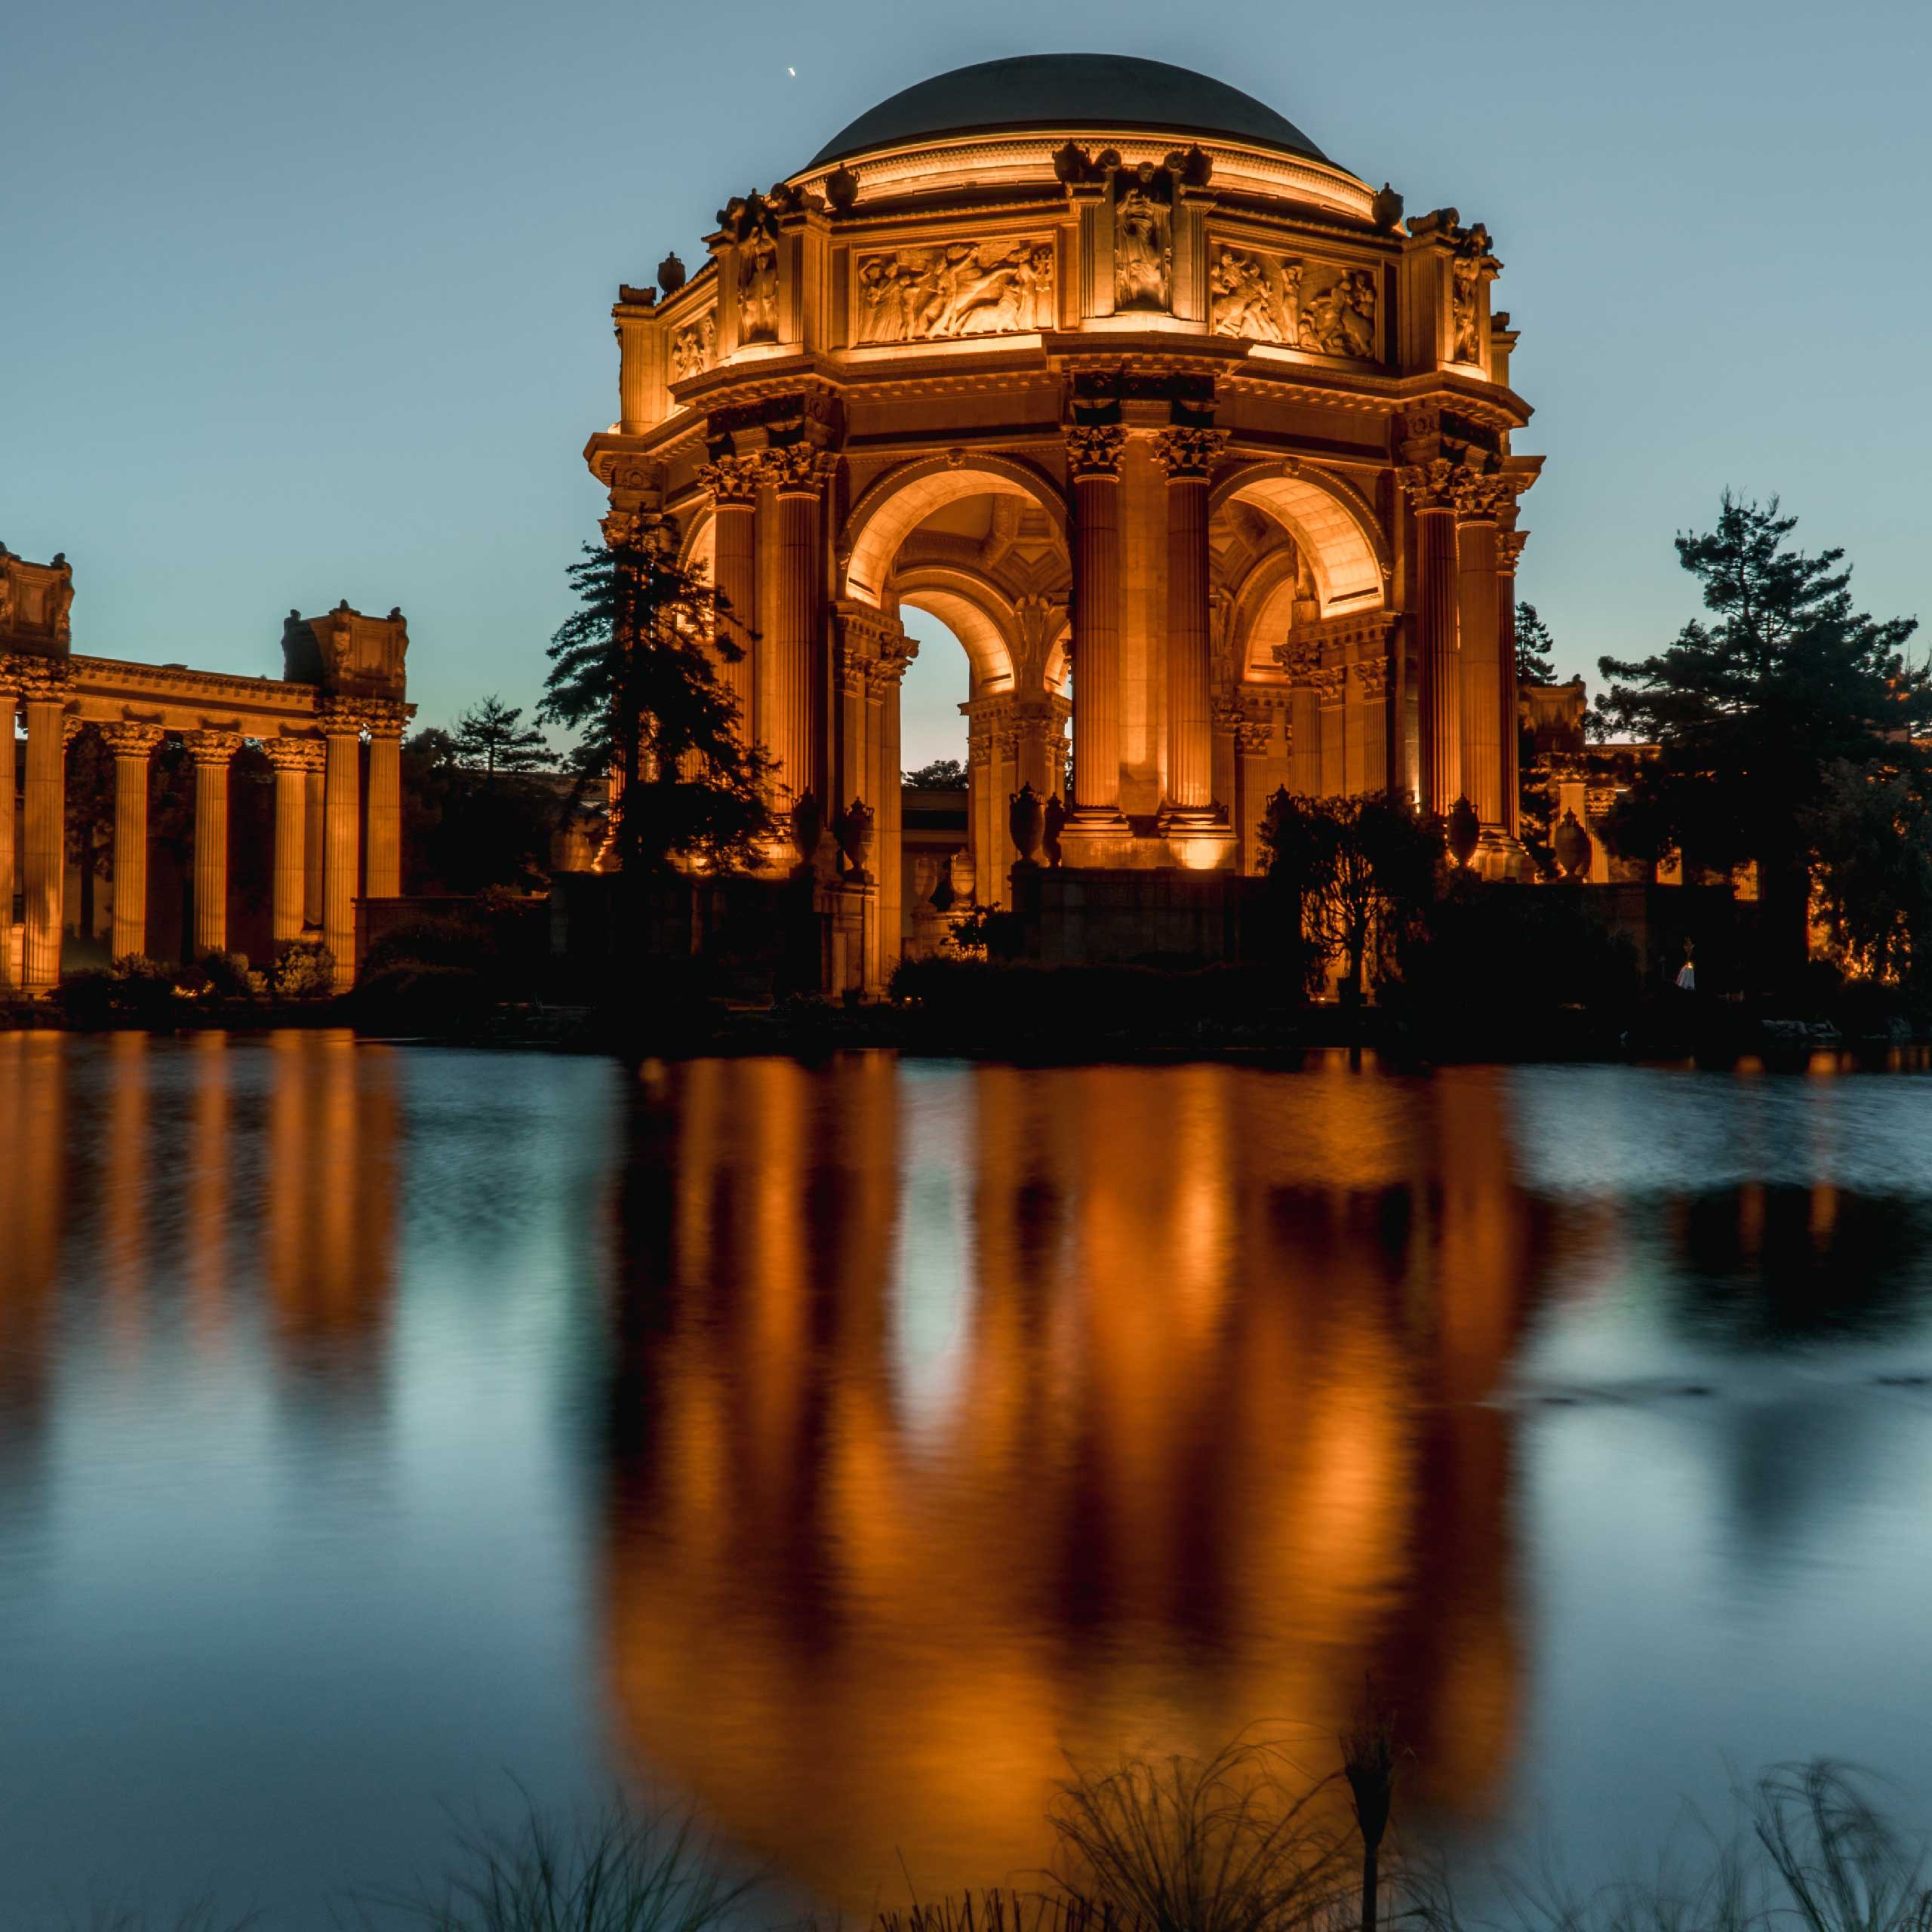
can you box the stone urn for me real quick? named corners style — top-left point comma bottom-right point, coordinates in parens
top-left (1008, 783), bottom-right (1044, 866)
top-left (836, 797), bottom-right (875, 881)
top-left (1042, 792), bottom-right (1066, 869)
top-left (1447, 795), bottom-right (1481, 871)
top-left (1554, 808), bottom-right (1592, 881)
top-left (657, 250), bottom-right (687, 293)
top-left (948, 846), bottom-right (977, 907)
top-left (789, 791), bottom-right (823, 873)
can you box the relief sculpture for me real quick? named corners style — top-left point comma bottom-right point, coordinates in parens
top-left (1208, 246), bottom-right (1377, 359)
top-left (855, 239), bottom-right (1055, 344)
top-left (670, 311), bottom-right (715, 381)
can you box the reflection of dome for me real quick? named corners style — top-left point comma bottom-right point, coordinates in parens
top-left (808, 53), bottom-right (1331, 170)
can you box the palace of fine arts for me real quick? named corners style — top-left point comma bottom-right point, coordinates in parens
top-left (3, 9), bottom-right (1932, 1927)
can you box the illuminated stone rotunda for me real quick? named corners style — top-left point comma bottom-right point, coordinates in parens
top-left (586, 53), bottom-right (1542, 983)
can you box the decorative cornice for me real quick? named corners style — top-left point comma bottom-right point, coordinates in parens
top-left (1064, 423), bottom-right (1128, 480)
top-left (1152, 426), bottom-right (1230, 479)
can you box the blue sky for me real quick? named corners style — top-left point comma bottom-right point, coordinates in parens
top-left (4, 0), bottom-right (1927, 770)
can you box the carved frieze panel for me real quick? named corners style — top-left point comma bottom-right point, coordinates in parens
top-left (854, 238), bottom-right (1056, 343)
top-left (670, 310), bottom-right (715, 381)
top-left (1208, 245), bottom-right (1377, 359)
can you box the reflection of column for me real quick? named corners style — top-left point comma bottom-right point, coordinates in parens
top-left (758, 445), bottom-right (826, 807)
top-left (1498, 528), bottom-right (1526, 838)
top-left (1153, 427), bottom-right (1226, 819)
top-left (99, 722), bottom-right (165, 962)
top-left (1066, 424), bottom-right (1128, 823)
top-left (263, 737), bottom-right (320, 944)
top-left (19, 663), bottom-right (75, 992)
top-left (0, 673), bottom-right (17, 991)
top-left (1457, 477), bottom-right (1506, 829)
top-left (321, 704), bottom-right (364, 987)
top-left (185, 730), bottom-right (242, 958)
top-left (365, 709), bottom-right (404, 898)
top-left (1404, 462), bottom-right (1463, 817)
top-left (700, 456), bottom-right (760, 738)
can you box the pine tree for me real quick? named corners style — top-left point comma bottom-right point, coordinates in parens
top-left (538, 519), bottom-right (771, 885)
top-left (1515, 601), bottom-right (1558, 684)
top-left (454, 695), bottom-right (554, 774)
top-left (1595, 494), bottom-right (1928, 981)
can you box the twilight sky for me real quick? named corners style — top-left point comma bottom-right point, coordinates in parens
top-left (4, 0), bottom-right (1927, 771)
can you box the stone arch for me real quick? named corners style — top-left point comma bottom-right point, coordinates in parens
top-left (840, 453), bottom-right (1069, 608)
top-left (678, 505), bottom-right (716, 575)
top-left (892, 571), bottom-right (1019, 692)
top-left (1211, 462), bottom-right (1389, 617)
top-left (1226, 547), bottom-right (1303, 681)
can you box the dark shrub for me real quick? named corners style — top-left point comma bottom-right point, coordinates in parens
top-left (54, 968), bottom-right (120, 1029)
top-left (268, 940), bottom-right (336, 999)
top-left (198, 949), bottom-right (254, 998)
top-left (353, 961), bottom-right (492, 1036)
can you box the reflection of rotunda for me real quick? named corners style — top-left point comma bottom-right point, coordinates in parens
top-left (586, 54), bottom-right (1540, 970)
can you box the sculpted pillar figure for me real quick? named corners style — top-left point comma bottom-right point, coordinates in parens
top-left (365, 707), bottom-right (405, 898)
top-left (18, 660), bottom-right (75, 992)
top-left (320, 703), bottom-right (365, 987)
top-left (758, 444), bottom-right (828, 808)
top-left (184, 730), bottom-right (244, 958)
top-left (1065, 424), bottom-right (1128, 825)
top-left (1455, 473), bottom-right (1508, 831)
top-left (1401, 460), bottom-right (1463, 818)
top-left (1152, 426), bottom-right (1227, 820)
top-left (1498, 528), bottom-right (1527, 838)
top-left (698, 454), bottom-right (760, 737)
top-left (0, 669), bottom-right (16, 989)
top-left (98, 721), bottom-right (165, 961)
top-left (263, 737), bottom-right (323, 944)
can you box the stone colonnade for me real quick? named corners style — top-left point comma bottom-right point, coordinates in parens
top-left (0, 663), bottom-right (405, 993)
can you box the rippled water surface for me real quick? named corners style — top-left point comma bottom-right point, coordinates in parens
top-left (2, 1034), bottom-right (1930, 1924)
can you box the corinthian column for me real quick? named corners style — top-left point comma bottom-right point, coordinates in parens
top-left (1498, 528), bottom-right (1527, 838)
top-left (263, 737), bottom-right (322, 943)
top-left (0, 670), bottom-right (16, 990)
top-left (1153, 426), bottom-right (1227, 821)
top-left (758, 444), bottom-right (827, 808)
top-left (1456, 474), bottom-right (1508, 831)
top-left (699, 454), bottom-right (760, 739)
top-left (18, 662), bottom-right (75, 992)
top-left (1066, 424), bottom-right (1128, 825)
top-left (1401, 460), bottom-right (1463, 818)
top-left (184, 730), bottom-right (243, 958)
top-left (365, 708), bottom-right (404, 897)
top-left (320, 704), bottom-right (365, 987)
top-left (303, 758), bottom-right (325, 928)
top-left (98, 721), bottom-right (165, 961)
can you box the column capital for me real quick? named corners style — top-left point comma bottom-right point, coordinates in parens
top-left (320, 695), bottom-right (405, 737)
top-left (1497, 529), bottom-right (1529, 571)
top-left (1455, 472), bottom-right (1512, 525)
top-left (1151, 426), bottom-right (1229, 479)
top-left (1235, 715), bottom-right (1273, 755)
top-left (1312, 664), bottom-right (1348, 708)
top-left (8, 654), bottom-right (75, 703)
top-left (698, 454), bottom-right (762, 506)
top-left (1278, 638), bottom-right (1323, 685)
top-left (183, 728), bottom-right (245, 767)
top-left (1064, 423), bottom-right (1128, 480)
top-left (756, 442), bottom-right (832, 496)
top-left (263, 734), bottom-right (326, 771)
top-left (1396, 458), bottom-right (1466, 514)
top-left (97, 721), bottom-right (167, 759)
top-left (1355, 655), bottom-right (1392, 700)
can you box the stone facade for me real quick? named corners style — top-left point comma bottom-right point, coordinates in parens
top-left (587, 60), bottom-right (1542, 983)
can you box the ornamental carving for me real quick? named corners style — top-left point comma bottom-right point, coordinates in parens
top-left (1397, 459), bottom-right (1466, 513)
top-left (1311, 665), bottom-right (1347, 706)
top-left (757, 443), bottom-right (829, 494)
top-left (1151, 428), bottom-right (1229, 478)
top-left (1355, 657), bottom-right (1392, 700)
top-left (1456, 472), bottom-right (1512, 522)
top-left (7, 654), bottom-right (74, 701)
top-left (1113, 165), bottom-right (1174, 312)
top-left (97, 721), bottom-right (167, 758)
top-left (719, 192), bottom-right (783, 345)
top-left (1236, 717), bottom-right (1273, 755)
top-left (855, 239), bottom-right (1055, 344)
top-left (1450, 224), bottom-right (1497, 365)
top-left (1208, 247), bottom-right (1377, 358)
top-left (262, 735), bottom-right (325, 771)
top-left (670, 311), bottom-right (715, 381)
top-left (183, 728), bottom-right (245, 766)
top-left (1280, 640), bottom-right (1322, 683)
top-left (699, 454), bottom-right (761, 506)
top-left (1498, 530), bottom-right (1529, 571)
top-left (1063, 424), bottom-right (1127, 479)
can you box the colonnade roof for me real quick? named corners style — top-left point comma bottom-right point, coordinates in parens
top-left (806, 54), bottom-right (1333, 170)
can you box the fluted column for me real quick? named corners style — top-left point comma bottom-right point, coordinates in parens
top-left (263, 738), bottom-right (322, 944)
top-left (699, 455), bottom-right (760, 738)
top-left (1457, 475), bottom-right (1507, 829)
top-left (0, 671), bottom-right (16, 990)
top-left (99, 722), bottom-right (165, 961)
top-left (365, 709), bottom-right (403, 898)
top-left (320, 705), bottom-right (364, 988)
top-left (1235, 715), bottom-right (1273, 871)
top-left (19, 663), bottom-right (75, 992)
top-left (303, 760), bottom-right (325, 929)
top-left (1402, 461), bottom-right (1463, 818)
top-left (1498, 528), bottom-right (1527, 838)
top-left (757, 445), bottom-right (826, 808)
top-left (1283, 641), bottom-right (1321, 795)
top-left (1153, 427), bottom-right (1226, 820)
top-left (1066, 424), bottom-right (1128, 823)
top-left (1357, 657), bottom-right (1392, 797)
top-left (184, 730), bottom-right (242, 959)
top-left (871, 650), bottom-right (909, 976)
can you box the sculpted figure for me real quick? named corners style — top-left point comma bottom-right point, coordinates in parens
top-left (740, 234), bottom-right (779, 342)
top-left (1209, 248), bottom-right (1281, 340)
top-left (1281, 261), bottom-right (1310, 349)
top-left (1338, 271), bottom-right (1377, 358)
top-left (1113, 170), bottom-right (1171, 311)
top-left (857, 257), bottom-right (898, 343)
top-left (1305, 277), bottom-right (1349, 354)
top-left (671, 312), bottom-right (714, 380)
top-left (47, 552), bottom-right (74, 643)
top-left (0, 551), bottom-right (14, 633)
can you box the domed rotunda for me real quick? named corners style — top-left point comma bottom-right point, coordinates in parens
top-left (586, 54), bottom-right (1540, 986)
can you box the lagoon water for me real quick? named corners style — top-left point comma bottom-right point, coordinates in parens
top-left (2, 1033), bottom-right (1930, 1924)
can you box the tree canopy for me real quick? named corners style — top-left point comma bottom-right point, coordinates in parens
top-left (539, 521), bottom-right (771, 879)
top-left (454, 695), bottom-right (554, 774)
top-left (903, 758), bottom-right (967, 790)
top-left (1515, 601), bottom-right (1558, 685)
top-left (1594, 494), bottom-right (1927, 977)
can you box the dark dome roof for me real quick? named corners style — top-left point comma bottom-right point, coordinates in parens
top-left (808, 54), bottom-right (1331, 170)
